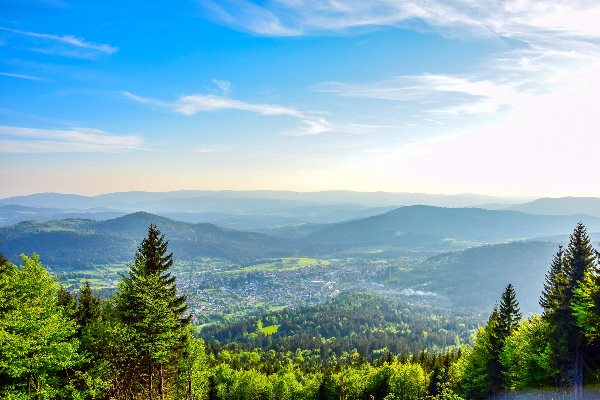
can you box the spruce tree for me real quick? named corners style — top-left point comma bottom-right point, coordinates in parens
top-left (498, 283), bottom-right (521, 339)
top-left (130, 224), bottom-right (189, 327)
top-left (115, 224), bottom-right (189, 399)
top-left (542, 223), bottom-right (596, 389)
top-left (540, 245), bottom-right (566, 314)
top-left (75, 281), bottom-right (101, 330)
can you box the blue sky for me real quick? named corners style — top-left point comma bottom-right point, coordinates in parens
top-left (1, 0), bottom-right (600, 197)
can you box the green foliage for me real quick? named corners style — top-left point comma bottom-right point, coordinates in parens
top-left (543, 223), bottom-right (596, 385)
top-left (498, 283), bottom-right (521, 339)
top-left (175, 332), bottom-right (210, 400)
top-left (202, 292), bottom-right (481, 362)
top-left (385, 362), bottom-right (428, 400)
top-left (459, 321), bottom-right (499, 399)
top-left (500, 315), bottom-right (556, 390)
top-left (0, 254), bottom-right (80, 399)
top-left (75, 281), bottom-right (101, 329)
top-left (114, 224), bottom-right (190, 398)
top-left (573, 268), bottom-right (600, 341)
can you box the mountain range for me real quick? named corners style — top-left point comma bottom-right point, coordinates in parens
top-left (2, 205), bottom-right (599, 267)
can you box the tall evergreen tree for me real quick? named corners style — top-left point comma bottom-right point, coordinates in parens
top-left (542, 223), bottom-right (596, 390)
top-left (115, 224), bottom-right (190, 399)
top-left (130, 224), bottom-right (189, 327)
top-left (498, 283), bottom-right (521, 339)
top-left (540, 245), bottom-right (566, 314)
top-left (75, 281), bottom-right (101, 330)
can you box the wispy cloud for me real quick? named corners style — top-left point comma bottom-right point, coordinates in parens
top-left (200, 0), bottom-right (300, 36)
top-left (201, 1), bottom-right (600, 119)
top-left (198, 1), bottom-right (600, 40)
top-left (0, 26), bottom-right (118, 58)
top-left (0, 125), bottom-right (142, 153)
top-left (316, 74), bottom-right (521, 116)
top-left (123, 90), bottom-right (337, 136)
top-left (0, 71), bottom-right (43, 81)
top-left (212, 79), bottom-right (231, 93)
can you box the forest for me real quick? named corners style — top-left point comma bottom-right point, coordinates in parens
top-left (1, 222), bottom-right (599, 399)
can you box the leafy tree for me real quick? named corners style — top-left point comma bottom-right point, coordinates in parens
top-left (501, 315), bottom-right (556, 390)
top-left (572, 264), bottom-right (600, 341)
top-left (459, 308), bottom-right (502, 399)
top-left (0, 254), bottom-right (80, 399)
top-left (175, 332), bottom-right (210, 400)
top-left (385, 362), bottom-right (428, 400)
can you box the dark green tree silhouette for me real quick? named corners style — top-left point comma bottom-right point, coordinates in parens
top-left (542, 223), bottom-right (595, 390)
top-left (115, 224), bottom-right (190, 399)
top-left (540, 245), bottom-right (566, 314)
top-left (498, 283), bottom-right (521, 339)
top-left (75, 281), bottom-right (101, 330)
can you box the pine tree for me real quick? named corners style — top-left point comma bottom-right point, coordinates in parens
top-left (115, 224), bottom-right (190, 399)
top-left (498, 283), bottom-right (521, 339)
top-left (75, 281), bottom-right (101, 330)
top-left (540, 245), bottom-right (566, 314)
top-left (130, 224), bottom-right (189, 327)
top-left (542, 223), bottom-right (596, 390)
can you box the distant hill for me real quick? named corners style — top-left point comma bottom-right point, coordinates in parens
top-left (0, 190), bottom-right (521, 210)
top-left (508, 197), bottom-right (600, 217)
top-left (302, 205), bottom-right (600, 251)
top-left (2, 206), bottom-right (598, 268)
top-left (388, 241), bottom-right (561, 311)
top-left (0, 212), bottom-right (296, 267)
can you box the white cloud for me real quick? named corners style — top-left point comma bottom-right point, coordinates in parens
top-left (0, 71), bottom-right (43, 81)
top-left (0, 26), bottom-right (118, 58)
top-left (175, 94), bottom-right (303, 117)
top-left (200, 0), bottom-right (300, 36)
top-left (0, 125), bottom-right (142, 153)
top-left (199, 1), bottom-right (600, 40)
top-left (124, 90), bottom-right (340, 136)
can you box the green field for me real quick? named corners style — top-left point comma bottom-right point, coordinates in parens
top-left (257, 319), bottom-right (279, 335)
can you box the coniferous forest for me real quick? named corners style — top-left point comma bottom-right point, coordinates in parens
top-left (1, 222), bottom-right (600, 399)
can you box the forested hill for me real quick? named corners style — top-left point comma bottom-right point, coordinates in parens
top-left (2, 206), bottom-right (599, 267)
top-left (201, 292), bottom-right (483, 359)
top-left (0, 212), bottom-right (295, 266)
top-left (388, 241), bottom-right (560, 311)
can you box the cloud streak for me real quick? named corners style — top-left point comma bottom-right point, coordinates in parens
top-left (0, 71), bottom-right (43, 81)
top-left (0, 26), bottom-right (118, 58)
top-left (0, 125), bottom-right (142, 153)
top-left (199, 1), bottom-right (600, 40)
top-left (123, 90), bottom-right (336, 136)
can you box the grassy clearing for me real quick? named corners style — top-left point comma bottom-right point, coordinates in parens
top-left (257, 319), bottom-right (279, 335)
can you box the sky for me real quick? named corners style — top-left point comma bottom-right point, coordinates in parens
top-left (1, 0), bottom-right (600, 198)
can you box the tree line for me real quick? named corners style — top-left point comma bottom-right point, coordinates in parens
top-left (1, 223), bottom-right (600, 399)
